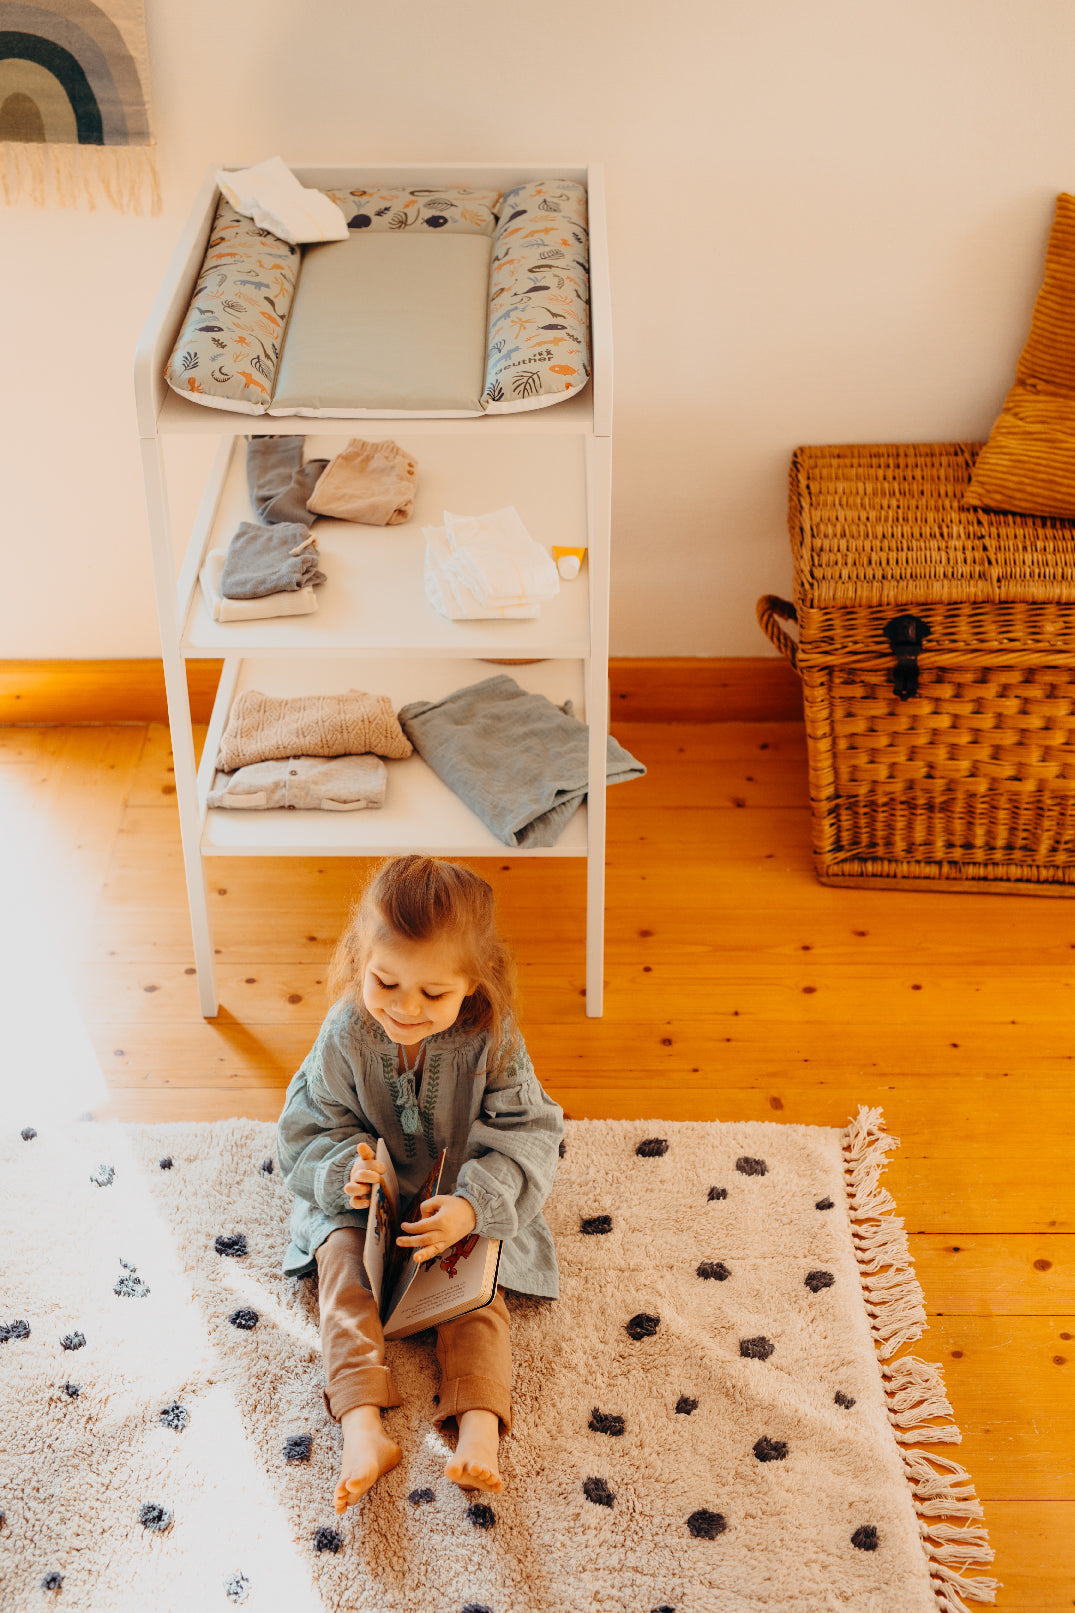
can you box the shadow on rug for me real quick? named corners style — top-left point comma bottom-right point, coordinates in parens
top-left (0, 1110), bottom-right (997, 1613)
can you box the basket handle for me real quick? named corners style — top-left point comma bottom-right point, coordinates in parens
top-left (756, 595), bottom-right (799, 671)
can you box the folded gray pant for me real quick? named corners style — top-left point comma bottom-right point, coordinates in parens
top-left (208, 755), bottom-right (387, 811)
top-left (398, 674), bottom-right (646, 848)
top-left (246, 437), bottom-right (330, 526)
top-left (221, 522), bottom-right (327, 599)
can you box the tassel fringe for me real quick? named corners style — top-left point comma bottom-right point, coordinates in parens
top-left (843, 1106), bottom-right (1000, 1608)
top-left (1, 141), bottom-right (161, 214)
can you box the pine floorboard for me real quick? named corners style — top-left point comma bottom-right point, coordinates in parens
top-left (1, 717), bottom-right (1071, 1609)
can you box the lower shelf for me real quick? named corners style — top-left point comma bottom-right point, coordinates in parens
top-left (198, 655), bottom-right (591, 858)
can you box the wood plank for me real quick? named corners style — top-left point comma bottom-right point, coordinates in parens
top-left (0, 658), bottom-right (803, 726)
top-left (980, 1501), bottom-right (1075, 1613)
top-left (909, 1235), bottom-right (1075, 1316)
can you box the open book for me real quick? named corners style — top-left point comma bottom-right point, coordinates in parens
top-left (363, 1141), bottom-right (502, 1340)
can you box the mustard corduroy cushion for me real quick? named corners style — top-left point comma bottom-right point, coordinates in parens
top-left (966, 192), bottom-right (1075, 517)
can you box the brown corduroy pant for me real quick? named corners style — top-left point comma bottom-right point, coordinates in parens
top-left (314, 1227), bottom-right (513, 1434)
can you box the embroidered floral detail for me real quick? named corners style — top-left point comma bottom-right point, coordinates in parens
top-left (380, 1052), bottom-right (417, 1159)
top-left (421, 1054), bottom-right (441, 1157)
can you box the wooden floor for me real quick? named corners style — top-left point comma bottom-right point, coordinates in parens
top-left (1, 717), bottom-right (1071, 1610)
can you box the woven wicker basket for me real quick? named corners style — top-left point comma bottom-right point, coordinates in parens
top-left (758, 442), bottom-right (1075, 893)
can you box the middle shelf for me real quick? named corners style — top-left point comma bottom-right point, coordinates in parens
top-left (180, 432), bottom-right (592, 660)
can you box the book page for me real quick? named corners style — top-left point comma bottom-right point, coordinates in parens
top-left (383, 1150), bottom-right (445, 1323)
top-left (361, 1139), bottom-right (399, 1313)
top-left (384, 1234), bottom-right (502, 1340)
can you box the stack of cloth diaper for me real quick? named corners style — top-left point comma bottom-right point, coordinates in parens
top-left (423, 506), bottom-right (560, 621)
top-left (208, 689), bottom-right (413, 812)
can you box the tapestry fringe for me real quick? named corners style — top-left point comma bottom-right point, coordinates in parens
top-left (843, 1106), bottom-right (1000, 1609)
top-left (1, 141), bottom-right (161, 214)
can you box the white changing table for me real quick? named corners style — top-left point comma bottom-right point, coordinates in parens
top-left (134, 162), bottom-right (612, 1018)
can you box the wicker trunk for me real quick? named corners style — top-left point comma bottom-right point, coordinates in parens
top-left (759, 442), bottom-right (1075, 893)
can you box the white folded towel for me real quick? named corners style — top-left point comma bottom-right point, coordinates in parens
top-left (215, 157), bottom-right (349, 244)
top-left (199, 549), bottom-right (319, 623)
top-left (442, 506), bottom-right (559, 608)
top-left (423, 525), bottom-right (540, 621)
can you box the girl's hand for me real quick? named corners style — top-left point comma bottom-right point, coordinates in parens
top-left (344, 1141), bottom-right (386, 1210)
top-left (398, 1194), bottom-right (477, 1264)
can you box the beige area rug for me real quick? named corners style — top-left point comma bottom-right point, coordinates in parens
top-left (0, 1111), bottom-right (998, 1613)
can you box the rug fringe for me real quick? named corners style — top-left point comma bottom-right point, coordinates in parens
top-left (843, 1106), bottom-right (999, 1608)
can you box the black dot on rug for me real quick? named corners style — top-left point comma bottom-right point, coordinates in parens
top-left (675, 1395), bottom-right (698, 1415)
top-left (816, 1196), bottom-right (835, 1210)
top-left (63, 1382), bottom-right (80, 1398)
top-left (90, 1164), bottom-right (115, 1187)
top-left (852, 1524), bottom-right (880, 1551)
top-left (753, 1436), bottom-right (788, 1462)
top-left (652, 1606), bottom-right (676, 1613)
top-left (139, 1502), bottom-right (173, 1532)
top-left (589, 1409), bottom-right (625, 1436)
top-left (20, 1127), bottom-right (37, 1141)
top-left (581, 1214), bottom-right (612, 1235)
top-left (696, 1261), bottom-right (730, 1281)
top-left (636, 1138), bottom-right (669, 1157)
top-left (214, 1234), bottom-right (248, 1258)
top-left (41, 1572), bottom-right (63, 1592)
top-left (558, 1139), bottom-right (566, 1158)
top-left (805, 1269), bottom-right (835, 1293)
top-left (114, 1271), bottom-right (150, 1299)
top-left (735, 1156), bottom-right (767, 1177)
top-left (408, 1487), bottom-right (435, 1505)
top-left (0, 1511), bottom-right (5, 1528)
top-left (739, 1336), bottom-right (774, 1360)
top-left (707, 1186), bottom-right (727, 1201)
top-left (625, 1312), bottom-right (660, 1340)
top-left (583, 1476), bottom-right (615, 1507)
top-left (461, 1604), bottom-right (493, 1613)
top-left (223, 1571), bottom-right (250, 1603)
top-left (283, 1434), bottom-right (312, 1463)
top-left (835, 1391), bottom-right (856, 1409)
top-left (159, 1156), bottom-right (173, 1170)
top-left (687, 1509), bottom-right (727, 1539)
top-left (0, 1319), bottom-right (30, 1343)
top-left (61, 1331), bottom-right (85, 1351)
top-left (260, 1159), bottom-right (274, 1175)
top-left (160, 1401), bottom-right (190, 1431)
top-left (466, 1502), bottom-right (496, 1529)
top-left (229, 1308), bottom-right (259, 1330)
top-left (313, 1527), bottom-right (342, 1553)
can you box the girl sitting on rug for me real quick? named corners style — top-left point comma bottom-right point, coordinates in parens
top-left (277, 855), bottom-right (564, 1514)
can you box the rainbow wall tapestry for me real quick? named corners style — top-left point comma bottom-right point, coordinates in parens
top-left (0, 0), bottom-right (158, 211)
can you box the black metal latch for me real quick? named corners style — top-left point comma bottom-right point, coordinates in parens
top-left (882, 614), bottom-right (931, 701)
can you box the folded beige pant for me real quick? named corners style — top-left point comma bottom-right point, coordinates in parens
top-left (306, 438), bottom-right (418, 525)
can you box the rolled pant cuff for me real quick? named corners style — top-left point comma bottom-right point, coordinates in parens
top-left (434, 1373), bottom-right (512, 1437)
top-left (323, 1365), bottom-right (402, 1422)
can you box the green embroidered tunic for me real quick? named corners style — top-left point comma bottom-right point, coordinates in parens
top-left (276, 1001), bottom-right (564, 1298)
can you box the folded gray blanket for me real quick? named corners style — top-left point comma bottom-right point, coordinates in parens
top-left (246, 436), bottom-right (329, 525)
top-left (398, 675), bottom-right (645, 848)
top-left (221, 522), bottom-right (327, 599)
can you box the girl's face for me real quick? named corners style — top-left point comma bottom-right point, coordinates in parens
top-left (362, 931), bottom-right (474, 1046)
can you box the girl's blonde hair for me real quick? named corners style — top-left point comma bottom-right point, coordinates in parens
top-left (327, 856), bottom-right (519, 1074)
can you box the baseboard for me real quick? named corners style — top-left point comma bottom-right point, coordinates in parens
top-left (0, 657), bottom-right (803, 726)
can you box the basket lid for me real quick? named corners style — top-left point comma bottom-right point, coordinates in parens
top-left (790, 443), bottom-right (1075, 609)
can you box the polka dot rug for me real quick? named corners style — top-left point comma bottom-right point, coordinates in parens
top-left (0, 1109), bottom-right (998, 1612)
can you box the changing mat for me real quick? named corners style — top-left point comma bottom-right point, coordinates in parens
top-left (165, 178), bottom-right (591, 419)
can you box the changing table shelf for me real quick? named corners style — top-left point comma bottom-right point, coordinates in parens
top-left (199, 657), bottom-right (588, 859)
top-left (136, 159), bottom-right (612, 1021)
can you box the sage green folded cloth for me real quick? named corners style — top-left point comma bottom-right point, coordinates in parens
top-left (398, 674), bottom-right (645, 848)
top-left (208, 754), bottom-right (388, 811)
top-left (246, 437), bottom-right (330, 525)
top-left (221, 522), bottom-right (326, 599)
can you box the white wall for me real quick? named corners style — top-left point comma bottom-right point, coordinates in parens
top-left (6, 0), bottom-right (1075, 659)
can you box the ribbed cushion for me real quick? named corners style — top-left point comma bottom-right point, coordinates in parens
top-left (966, 193), bottom-right (1075, 517)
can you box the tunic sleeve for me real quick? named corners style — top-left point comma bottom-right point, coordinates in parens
top-left (276, 1007), bottom-right (377, 1217)
top-left (453, 1037), bottom-right (564, 1241)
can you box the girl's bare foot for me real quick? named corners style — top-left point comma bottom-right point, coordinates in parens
top-left (335, 1404), bottom-right (402, 1513)
top-left (444, 1408), bottom-right (503, 1493)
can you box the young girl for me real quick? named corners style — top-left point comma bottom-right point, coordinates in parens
top-left (277, 855), bottom-right (564, 1514)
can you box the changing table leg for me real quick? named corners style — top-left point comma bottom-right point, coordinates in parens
top-left (138, 435), bottom-right (219, 1018)
top-left (585, 434), bottom-right (612, 1018)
